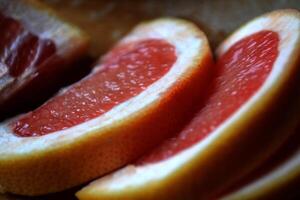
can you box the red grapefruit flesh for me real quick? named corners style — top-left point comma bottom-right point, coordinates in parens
top-left (0, 0), bottom-right (89, 113)
top-left (77, 9), bottom-right (300, 200)
top-left (0, 18), bottom-right (213, 195)
top-left (138, 30), bottom-right (278, 164)
top-left (12, 39), bottom-right (176, 137)
top-left (222, 123), bottom-right (300, 200)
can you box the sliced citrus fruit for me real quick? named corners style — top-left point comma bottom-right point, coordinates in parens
top-left (77, 9), bottom-right (300, 200)
top-left (0, 0), bottom-right (89, 114)
top-left (222, 123), bottom-right (300, 200)
top-left (0, 18), bottom-right (213, 195)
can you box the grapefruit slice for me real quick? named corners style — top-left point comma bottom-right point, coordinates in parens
top-left (222, 123), bottom-right (300, 200)
top-left (77, 9), bottom-right (300, 200)
top-left (0, 0), bottom-right (89, 114)
top-left (0, 18), bottom-right (213, 195)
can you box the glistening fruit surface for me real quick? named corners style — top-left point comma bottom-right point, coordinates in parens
top-left (12, 39), bottom-right (176, 136)
top-left (138, 30), bottom-right (279, 164)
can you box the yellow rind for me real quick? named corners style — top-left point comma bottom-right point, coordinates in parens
top-left (77, 9), bottom-right (300, 200)
top-left (0, 18), bottom-right (213, 196)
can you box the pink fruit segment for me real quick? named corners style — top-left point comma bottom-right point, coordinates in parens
top-left (12, 39), bottom-right (176, 137)
top-left (138, 31), bottom-right (279, 164)
top-left (0, 12), bottom-right (56, 77)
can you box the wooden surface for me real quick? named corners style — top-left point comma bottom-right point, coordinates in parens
top-left (1, 0), bottom-right (299, 199)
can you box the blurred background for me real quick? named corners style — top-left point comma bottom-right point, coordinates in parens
top-left (42, 0), bottom-right (300, 57)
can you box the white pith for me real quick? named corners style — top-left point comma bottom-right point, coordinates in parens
top-left (78, 12), bottom-right (300, 193)
top-left (222, 144), bottom-right (300, 199)
top-left (0, 20), bottom-right (204, 156)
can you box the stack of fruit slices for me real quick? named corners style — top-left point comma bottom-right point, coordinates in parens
top-left (77, 9), bottom-right (300, 200)
top-left (0, 2), bottom-right (299, 199)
